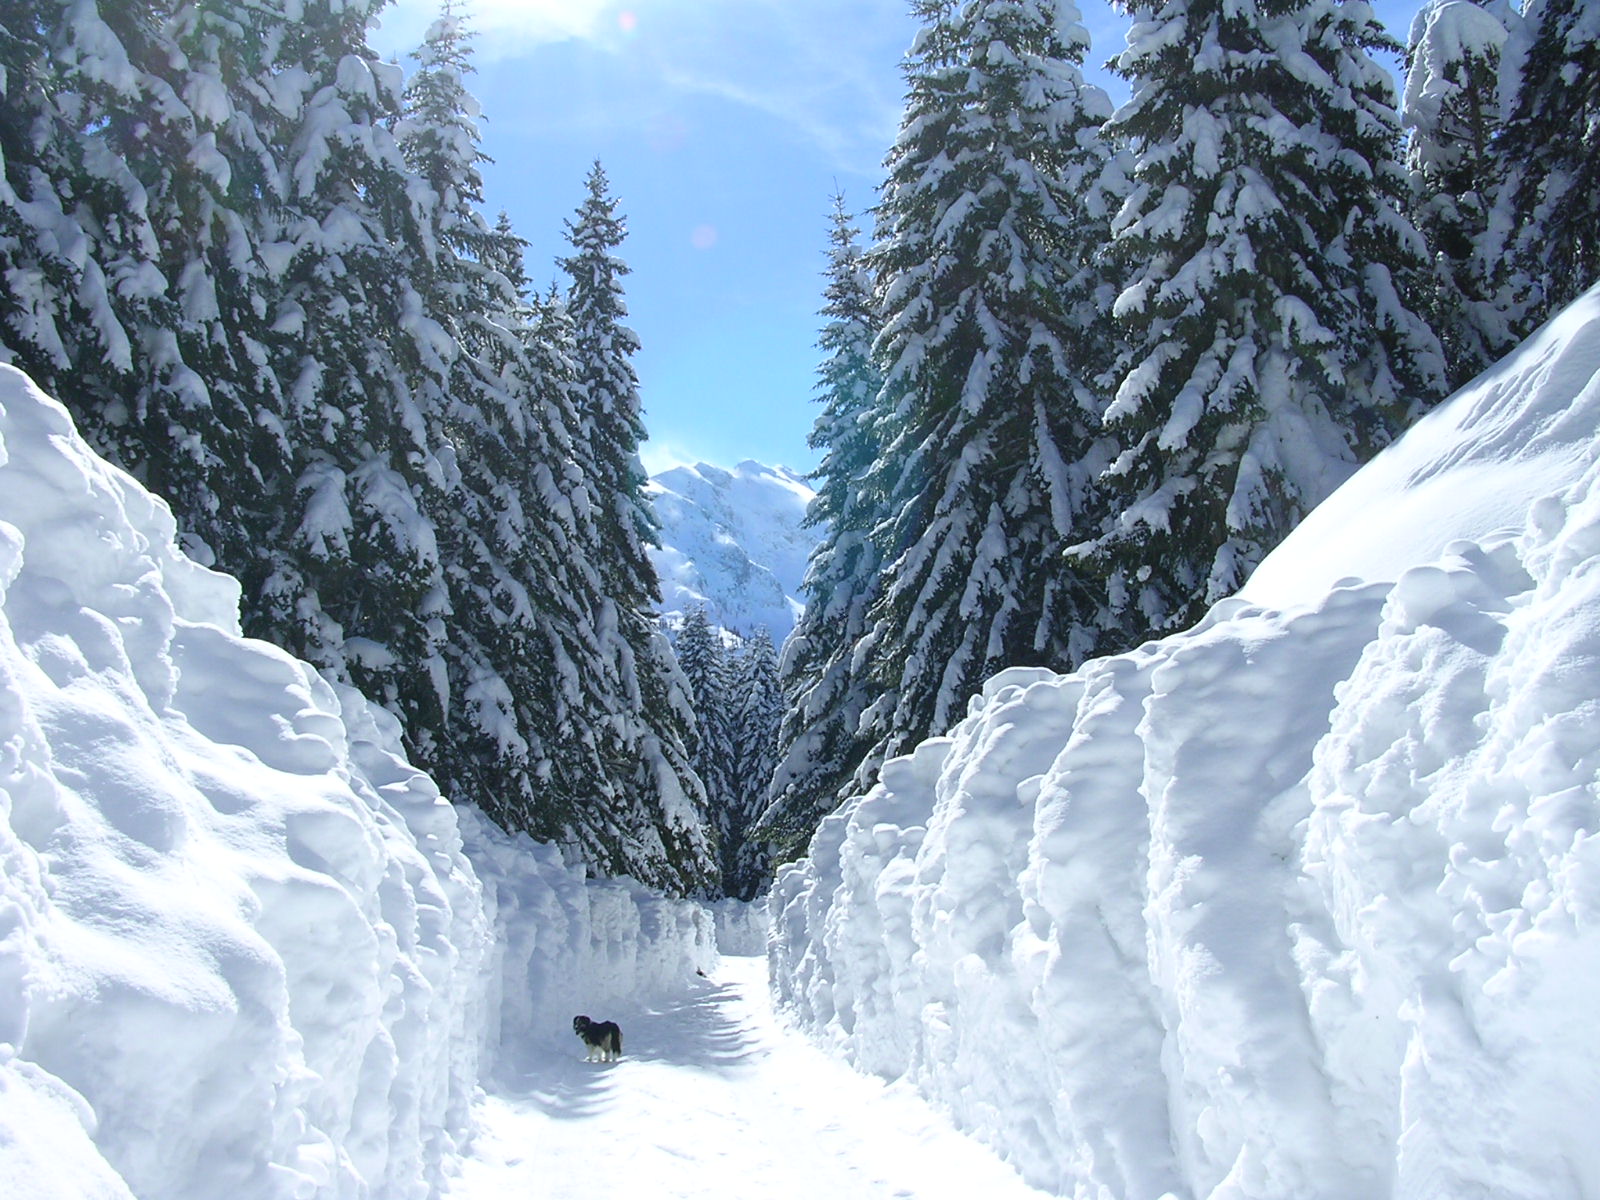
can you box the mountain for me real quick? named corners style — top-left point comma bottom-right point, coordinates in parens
top-left (647, 460), bottom-right (818, 643)
top-left (769, 287), bottom-right (1600, 1199)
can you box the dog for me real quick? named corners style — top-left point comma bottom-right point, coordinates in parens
top-left (572, 1014), bottom-right (623, 1062)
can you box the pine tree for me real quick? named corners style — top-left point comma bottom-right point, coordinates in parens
top-left (560, 164), bottom-right (716, 894)
top-left (393, 4), bottom-right (576, 838)
top-left (727, 629), bottom-right (782, 899)
top-left (1497, 0), bottom-right (1600, 328)
top-left (1401, 0), bottom-right (1517, 385)
top-left (676, 607), bottom-right (736, 881)
top-left (851, 0), bottom-right (1118, 783)
top-left (245, 0), bottom-right (457, 773)
top-left (758, 197), bottom-right (889, 864)
top-left (0, 0), bottom-right (299, 582)
top-left (1077, 0), bottom-right (1447, 645)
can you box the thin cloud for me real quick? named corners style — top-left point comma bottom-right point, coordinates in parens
top-left (640, 0), bottom-right (910, 177)
top-left (371, 0), bottom-right (628, 59)
top-left (375, 0), bottom-right (910, 177)
top-left (640, 437), bottom-right (705, 476)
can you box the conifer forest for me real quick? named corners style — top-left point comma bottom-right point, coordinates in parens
top-left (2, 0), bottom-right (1594, 894)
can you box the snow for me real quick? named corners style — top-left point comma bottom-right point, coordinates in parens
top-left (0, 364), bottom-right (492, 1198)
top-left (1245, 287), bottom-right (1600, 609)
top-left (446, 955), bottom-right (1050, 1200)
top-left (769, 284), bottom-right (1600, 1198)
top-left (647, 460), bottom-right (817, 643)
top-left (0, 362), bottom-right (1044, 1198)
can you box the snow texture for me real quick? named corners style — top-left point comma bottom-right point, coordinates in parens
top-left (0, 365), bottom-right (719, 1198)
top-left (770, 286), bottom-right (1600, 1198)
top-left (648, 460), bottom-right (817, 644)
top-left (0, 365), bottom-right (489, 1199)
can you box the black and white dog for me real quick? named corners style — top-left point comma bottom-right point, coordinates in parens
top-left (572, 1014), bottom-right (623, 1062)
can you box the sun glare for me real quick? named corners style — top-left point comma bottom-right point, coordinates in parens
top-left (618, 10), bottom-right (640, 34)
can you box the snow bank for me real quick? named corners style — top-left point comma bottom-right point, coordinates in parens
top-left (770, 288), bottom-right (1600, 1198)
top-left (0, 366), bottom-right (491, 1198)
top-left (0, 365), bottom-right (719, 1198)
top-left (461, 811), bottom-right (716, 1065)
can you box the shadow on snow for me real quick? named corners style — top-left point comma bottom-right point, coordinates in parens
top-left (492, 973), bottom-right (768, 1121)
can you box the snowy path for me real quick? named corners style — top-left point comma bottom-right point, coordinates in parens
top-left (446, 956), bottom-right (1050, 1199)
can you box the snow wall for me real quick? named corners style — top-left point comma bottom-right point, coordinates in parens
top-left (770, 290), bottom-right (1600, 1200)
top-left (0, 365), bottom-right (714, 1199)
top-left (464, 812), bottom-right (716, 1069)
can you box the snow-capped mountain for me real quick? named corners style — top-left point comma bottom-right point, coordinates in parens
top-left (647, 460), bottom-right (818, 643)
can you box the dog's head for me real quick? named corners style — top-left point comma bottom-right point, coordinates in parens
top-left (572, 1015), bottom-right (592, 1035)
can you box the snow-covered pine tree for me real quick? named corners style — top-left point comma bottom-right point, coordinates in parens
top-left (1497, 0), bottom-right (1600, 328)
top-left (0, 2), bottom-right (107, 395)
top-left (675, 607), bottom-right (736, 884)
top-left (561, 162), bottom-right (659, 603)
top-left (1078, 0), bottom-right (1447, 646)
top-left (757, 197), bottom-right (889, 865)
top-left (0, 0), bottom-right (292, 582)
top-left (560, 164), bottom-right (716, 894)
top-left (850, 0), bottom-right (1118, 784)
top-left (726, 628), bottom-right (782, 899)
top-left (246, 0), bottom-right (455, 770)
top-left (1401, 0), bottom-right (1516, 386)
top-left (394, 4), bottom-right (576, 836)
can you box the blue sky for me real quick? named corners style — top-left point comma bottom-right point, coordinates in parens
top-left (371, 0), bottom-right (1425, 476)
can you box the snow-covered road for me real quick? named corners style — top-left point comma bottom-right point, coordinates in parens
top-left (446, 955), bottom-right (1049, 1199)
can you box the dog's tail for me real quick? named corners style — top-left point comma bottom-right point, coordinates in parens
top-left (614, 1028), bottom-right (623, 1057)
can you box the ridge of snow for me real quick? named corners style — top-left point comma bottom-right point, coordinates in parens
top-left (770, 286), bottom-right (1600, 1198)
top-left (647, 459), bottom-right (818, 643)
top-left (0, 365), bottom-right (492, 1199)
top-left (0, 365), bottom-right (718, 1199)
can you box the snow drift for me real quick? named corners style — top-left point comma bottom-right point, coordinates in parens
top-left (0, 365), bottom-right (718, 1199)
top-left (770, 290), bottom-right (1600, 1199)
top-left (0, 365), bottom-right (492, 1199)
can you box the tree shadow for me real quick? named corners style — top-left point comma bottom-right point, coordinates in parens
top-left (494, 1048), bottom-right (618, 1122)
top-left (619, 977), bottom-right (768, 1071)
top-left (490, 973), bottom-right (770, 1121)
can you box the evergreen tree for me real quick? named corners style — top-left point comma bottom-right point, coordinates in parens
top-left (758, 197), bottom-right (888, 864)
top-left (0, 1), bottom-right (718, 895)
top-left (1077, 0), bottom-right (1447, 645)
top-left (247, 0), bottom-right (457, 774)
top-left (676, 607), bottom-right (736, 880)
top-left (561, 164), bottom-right (716, 894)
top-left (727, 629), bottom-right (782, 899)
top-left (0, 0), bottom-right (301, 582)
top-left (1497, 0), bottom-right (1600, 328)
top-left (393, 5), bottom-right (579, 840)
top-left (1401, 0), bottom-right (1517, 385)
top-left (852, 0), bottom-right (1118, 785)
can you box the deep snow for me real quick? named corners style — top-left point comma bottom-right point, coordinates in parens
top-left (7, 276), bottom-right (1600, 1198)
top-left (0, 365), bottom-right (716, 1199)
top-left (447, 955), bottom-right (1050, 1200)
top-left (770, 287), bottom-right (1600, 1199)
top-left (0, 362), bottom-right (1032, 1200)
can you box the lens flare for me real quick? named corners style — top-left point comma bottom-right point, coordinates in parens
top-left (691, 224), bottom-right (718, 251)
top-left (617, 10), bottom-right (638, 34)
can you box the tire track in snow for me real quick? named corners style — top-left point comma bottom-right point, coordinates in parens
top-left (446, 955), bottom-right (1051, 1199)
